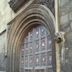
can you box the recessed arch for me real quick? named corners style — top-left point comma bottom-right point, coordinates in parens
top-left (7, 4), bottom-right (56, 72)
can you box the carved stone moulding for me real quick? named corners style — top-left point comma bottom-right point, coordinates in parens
top-left (38, 0), bottom-right (55, 15)
top-left (9, 0), bottom-right (55, 15)
top-left (7, 4), bottom-right (55, 72)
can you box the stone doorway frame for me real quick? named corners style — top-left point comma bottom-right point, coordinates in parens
top-left (7, 4), bottom-right (56, 72)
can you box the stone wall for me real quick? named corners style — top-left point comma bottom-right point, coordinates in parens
top-left (0, 0), bottom-right (14, 33)
top-left (0, 0), bottom-right (34, 71)
top-left (0, 0), bottom-right (17, 71)
top-left (60, 0), bottom-right (72, 32)
top-left (0, 0), bottom-right (72, 72)
top-left (60, 0), bottom-right (72, 72)
top-left (0, 31), bottom-right (7, 71)
top-left (0, 0), bottom-right (33, 33)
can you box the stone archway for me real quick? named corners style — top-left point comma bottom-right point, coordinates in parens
top-left (7, 4), bottom-right (55, 72)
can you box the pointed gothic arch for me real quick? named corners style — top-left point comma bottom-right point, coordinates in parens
top-left (7, 4), bottom-right (56, 72)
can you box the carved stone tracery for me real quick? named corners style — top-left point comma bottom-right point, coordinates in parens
top-left (9, 0), bottom-right (55, 15)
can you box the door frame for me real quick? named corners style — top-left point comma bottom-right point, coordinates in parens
top-left (7, 4), bottom-right (56, 72)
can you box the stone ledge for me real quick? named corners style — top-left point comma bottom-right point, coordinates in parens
top-left (0, 29), bottom-right (6, 35)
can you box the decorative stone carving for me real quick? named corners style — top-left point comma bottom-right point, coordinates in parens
top-left (9, 0), bottom-right (55, 15)
top-left (38, 0), bottom-right (55, 15)
top-left (9, 0), bottom-right (29, 12)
